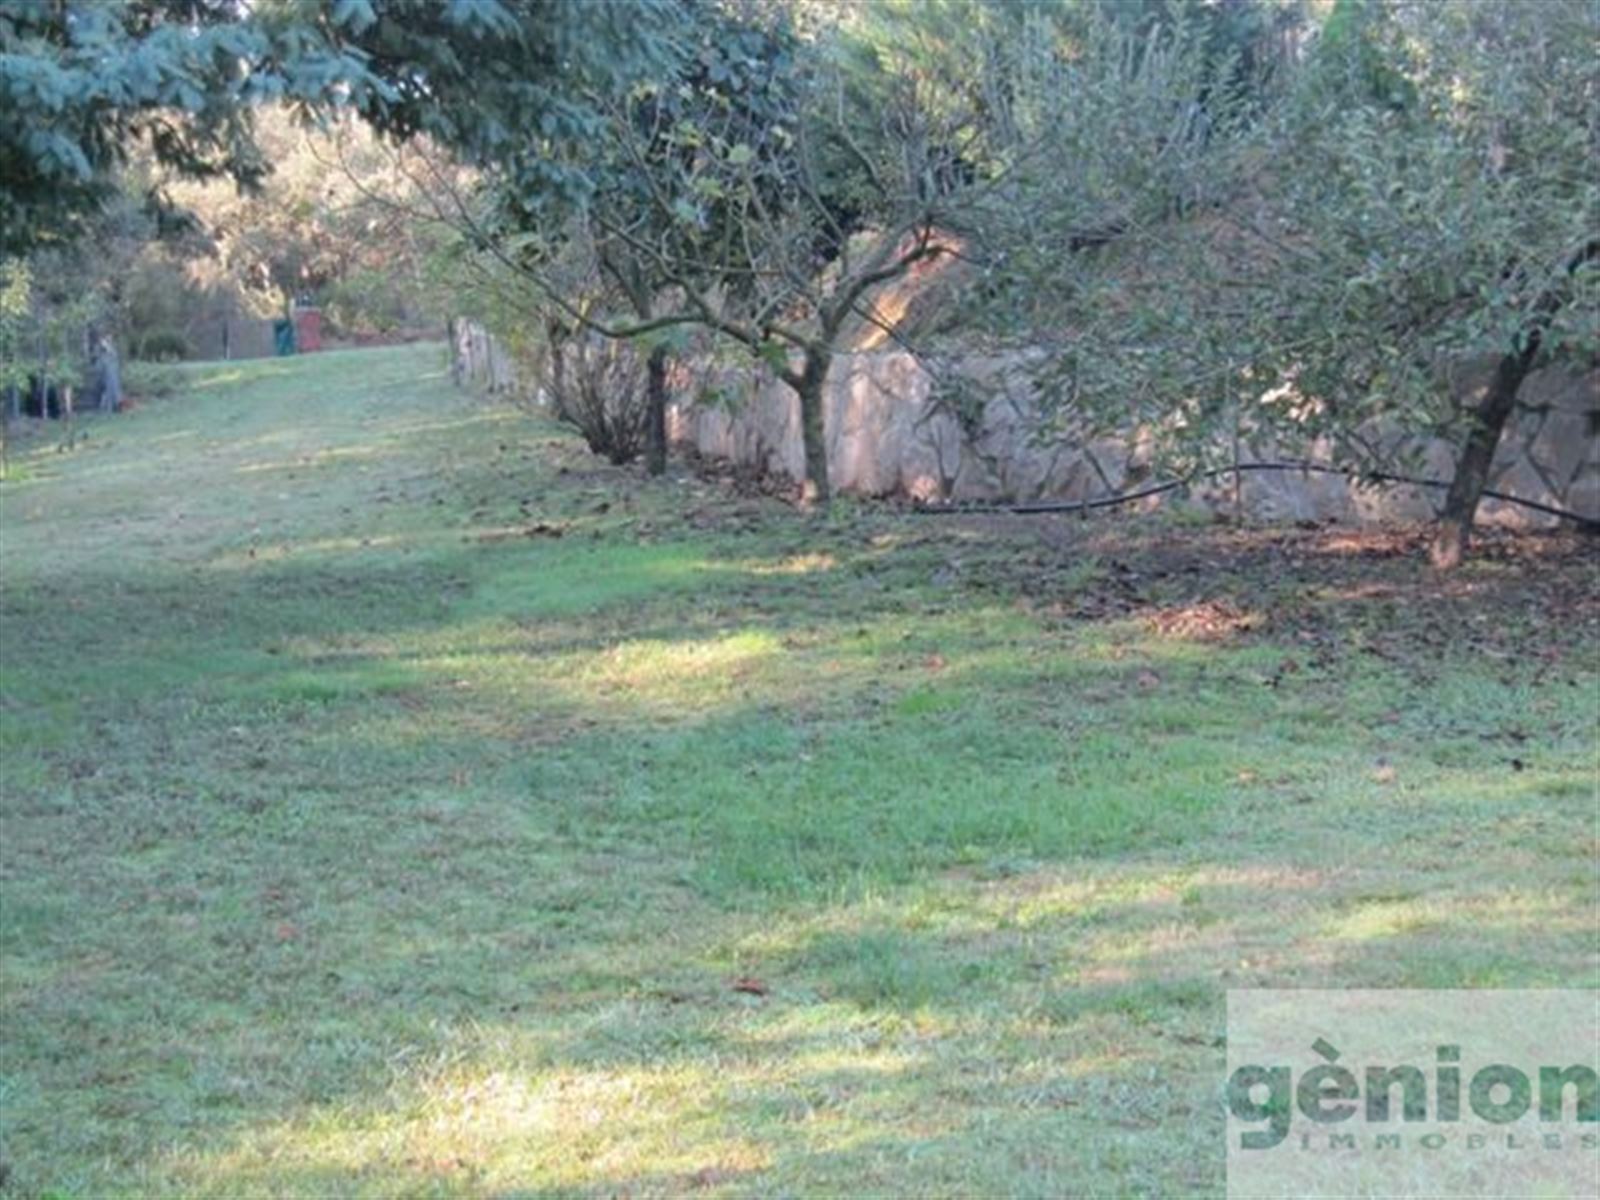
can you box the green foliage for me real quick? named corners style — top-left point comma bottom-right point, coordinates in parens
top-left (1251, 0), bottom-right (1597, 437)
top-left (1316, 0), bottom-right (1417, 111)
top-left (323, 267), bottom-right (421, 336)
top-left (0, 244), bottom-right (104, 400)
top-left (120, 357), bottom-right (187, 398)
top-left (0, 0), bottom-right (344, 254)
top-left (132, 328), bottom-right (192, 362)
top-left (0, 258), bottom-right (31, 392)
top-left (0, 0), bottom-right (685, 257)
top-left (325, 0), bottom-right (690, 210)
top-left (965, 4), bottom-right (1258, 456)
top-left (977, 0), bottom-right (1598, 473)
top-left (1, 173), bottom-right (203, 392)
top-left (166, 107), bottom-right (450, 331)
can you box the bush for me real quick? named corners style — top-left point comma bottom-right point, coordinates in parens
top-left (123, 360), bottom-right (186, 400)
top-left (546, 334), bottom-right (649, 465)
top-left (324, 269), bottom-right (412, 337)
top-left (133, 329), bottom-right (191, 362)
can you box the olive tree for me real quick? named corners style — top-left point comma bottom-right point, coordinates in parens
top-left (518, 1), bottom-right (1008, 503)
top-left (1264, 0), bottom-right (1598, 567)
top-left (985, 0), bottom-right (1597, 565)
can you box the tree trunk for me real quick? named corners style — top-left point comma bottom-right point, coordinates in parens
top-left (97, 338), bottom-right (122, 413)
top-left (645, 345), bottom-right (668, 476)
top-left (548, 321), bottom-right (568, 403)
top-left (35, 332), bottom-right (47, 417)
top-left (795, 348), bottom-right (832, 506)
top-left (60, 383), bottom-right (74, 449)
top-left (1429, 350), bottom-right (1531, 570)
top-left (1429, 238), bottom-right (1598, 569)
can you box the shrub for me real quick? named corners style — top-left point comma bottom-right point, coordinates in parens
top-left (123, 360), bottom-right (185, 399)
top-left (133, 329), bottom-right (191, 362)
top-left (546, 334), bottom-right (649, 465)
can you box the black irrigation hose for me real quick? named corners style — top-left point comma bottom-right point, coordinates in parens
top-left (908, 459), bottom-right (1600, 529)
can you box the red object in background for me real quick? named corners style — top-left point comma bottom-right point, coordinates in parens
top-left (293, 306), bottom-right (323, 353)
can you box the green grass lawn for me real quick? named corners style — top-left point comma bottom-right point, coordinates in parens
top-left (1, 344), bottom-right (1595, 1196)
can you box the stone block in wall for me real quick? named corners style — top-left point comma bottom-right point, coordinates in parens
top-left (1351, 439), bottom-right (1456, 524)
top-left (944, 438), bottom-right (1004, 500)
top-left (1074, 439), bottom-right (1129, 497)
top-left (1347, 479), bottom-right (1424, 524)
top-left (1493, 409), bottom-right (1540, 466)
top-left (1535, 406), bottom-right (1600, 489)
top-left (827, 358), bottom-right (879, 493)
top-left (1036, 444), bottom-right (1111, 504)
top-left (695, 404), bottom-right (737, 461)
top-left (829, 353), bottom-right (930, 495)
top-left (1519, 365), bottom-right (1599, 413)
top-left (1564, 467), bottom-right (1600, 521)
top-left (899, 405), bottom-right (966, 501)
top-left (1242, 466), bottom-right (1323, 523)
top-left (1480, 457), bottom-right (1562, 530)
top-left (1032, 448), bottom-right (1082, 502)
top-left (964, 373), bottom-right (1079, 500)
top-left (753, 378), bottom-right (806, 480)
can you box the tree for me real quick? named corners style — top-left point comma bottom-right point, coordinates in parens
top-left (1259, 0), bottom-right (1596, 566)
top-left (2, 0), bottom-right (686, 252)
top-left (451, 0), bottom-right (1009, 503)
top-left (486, 2), bottom-right (784, 476)
top-left (983, 0), bottom-right (1597, 565)
top-left (0, 182), bottom-right (166, 429)
top-left (959, 4), bottom-right (1268, 464)
top-left (1, 0), bottom-right (324, 256)
top-left (308, 0), bottom-right (696, 467)
top-left (0, 257), bottom-right (30, 471)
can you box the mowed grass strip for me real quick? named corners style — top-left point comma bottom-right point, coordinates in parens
top-left (0, 345), bottom-right (1594, 1196)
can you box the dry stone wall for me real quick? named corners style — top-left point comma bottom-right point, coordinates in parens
top-left (667, 350), bottom-right (1599, 527)
top-left (450, 320), bottom-right (1598, 526)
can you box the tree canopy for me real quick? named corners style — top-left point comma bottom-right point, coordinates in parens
top-left (0, 0), bottom-right (685, 256)
top-left (968, 0), bottom-right (1597, 560)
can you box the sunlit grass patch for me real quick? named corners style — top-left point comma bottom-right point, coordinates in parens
top-left (570, 629), bottom-right (783, 711)
top-left (741, 550), bottom-right (838, 576)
